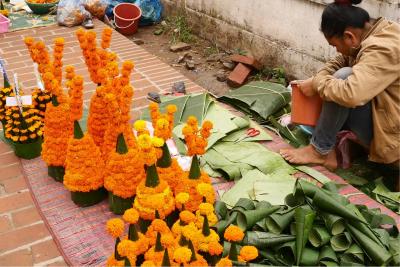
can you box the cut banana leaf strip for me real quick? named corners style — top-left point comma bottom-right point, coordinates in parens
top-left (265, 207), bottom-right (296, 234)
top-left (181, 93), bottom-right (208, 124)
top-left (295, 166), bottom-right (332, 185)
top-left (330, 232), bottom-right (353, 252)
top-left (294, 206), bottom-right (316, 265)
top-left (358, 204), bottom-right (398, 231)
top-left (318, 245), bottom-right (338, 264)
top-left (309, 225), bottom-right (331, 248)
top-left (373, 228), bottom-right (390, 248)
top-left (241, 231), bottom-right (296, 249)
top-left (341, 243), bottom-right (364, 264)
top-left (346, 223), bottom-right (393, 266)
top-left (321, 211), bottom-right (345, 235)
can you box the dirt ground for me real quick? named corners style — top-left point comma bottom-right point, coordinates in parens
top-left (130, 25), bottom-right (234, 97)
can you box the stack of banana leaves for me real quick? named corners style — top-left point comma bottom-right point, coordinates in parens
top-left (218, 81), bottom-right (309, 147)
top-left (213, 179), bottom-right (399, 266)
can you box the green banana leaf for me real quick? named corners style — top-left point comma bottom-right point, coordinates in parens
top-left (241, 231), bottom-right (296, 249)
top-left (346, 223), bottom-right (393, 265)
top-left (389, 236), bottom-right (400, 266)
top-left (330, 232), bottom-right (353, 252)
top-left (294, 206), bottom-right (316, 265)
top-left (318, 245), bottom-right (338, 264)
top-left (181, 93), bottom-right (208, 124)
top-left (300, 247), bottom-right (320, 266)
top-left (258, 250), bottom-right (285, 266)
top-left (285, 193), bottom-right (305, 207)
top-left (218, 81), bottom-right (291, 120)
top-left (214, 201), bottom-right (228, 220)
top-left (295, 166), bottom-right (332, 185)
top-left (265, 207), bottom-right (296, 234)
top-left (275, 241), bottom-right (296, 266)
top-left (140, 95), bottom-right (190, 125)
top-left (309, 225), bottom-right (331, 248)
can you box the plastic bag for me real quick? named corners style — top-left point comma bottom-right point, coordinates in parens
top-left (83, 0), bottom-right (109, 19)
top-left (105, 0), bottom-right (135, 18)
top-left (136, 0), bottom-right (162, 26)
top-left (57, 0), bottom-right (91, 27)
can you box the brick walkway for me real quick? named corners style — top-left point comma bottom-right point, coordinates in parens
top-left (0, 20), bottom-right (202, 266)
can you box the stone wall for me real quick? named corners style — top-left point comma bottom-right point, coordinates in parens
top-left (161, 0), bottom-right (399, 79)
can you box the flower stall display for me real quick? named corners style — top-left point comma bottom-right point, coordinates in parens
top-left (146, 103), bottom-right (185, 192)
top-left (63, 75), bottom-right (107, 207)
top-left (104, 94), bottom-right (144, 215)
top-left (174, 116), bottom-right (215, 212)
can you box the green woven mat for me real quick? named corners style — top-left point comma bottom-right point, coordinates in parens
top-left (4, 3), bottom-right (56, 32)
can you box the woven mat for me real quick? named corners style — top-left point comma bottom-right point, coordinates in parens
top-left (19, 115), bottom-right (400, 266)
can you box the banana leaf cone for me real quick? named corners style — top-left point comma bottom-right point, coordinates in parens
top-left (309, 225), bottom-right (331, 248)
top-left (346, 223), bottom-right (393, 265)
top-left (389, 236), bottom-right (400, 266)
top-left (2, 63), bottom-right (10, 88)
top-left (157, 142), bottom-right (172, 168)
top-left (128, 224), bottom-right (139, 241)
top-left (254, 218), bottom-right (267, 232)
top-left (318, 245), bottom-right (338, 265)
top-left (48, 165), bottom-right (65, 182)
top-left (114, 237), bottom-right (123, 261)
top-left (214, 200), bottom-right (228, 220)
top-left (312, 190), bottom-right (364, 223)
top-left (71, 187), bottom-right (107, 207)
top-left (202, 215), bottom-right (211, 236)
top-left (138, 217), bottom-right (151, 233)
top-left (222, 241), bottom-right (240, 258)
top-left (145, 164), bottom-right (160, 187)
top-left (237, 205), bottom-right (281, 230)
top-left (275, 241), bottom-right (296, 265)
top-left (294, 179), bottom-right (320, 198)
top-left (188, 240), bottom-right (199, 263)
top-left (228, 242), bottom-right (239, 261)
top-left (294, 206), bottom-right (316, 266)
top-left (189, 155), bottom-right (201, 179)
top-left (226, 198), bottom-right (256, 226)
top-left (330, 232), bottom-right (353, 252)
top-left (259, 250), bottom-right (284, 266)
top-left (124, 257), bottom-right (131, 266)
top-left (109, 192), bottom-right (134, 215)
top-left (241, 231), bottom-right (295, 249)
top-left (340, 243), bottom-right (365, 264)
top-left (321, 211), bottom-right (345, 235)
top-left (13, 137), bottom-right (42, 159)
top-left (255, 201), bottom-right (272, 209)
top-left (155, 232), bottom-right (163, 252)
top-left (346, 204), bottom-right (385, 247)
top-left (265, 207), bottom-right (296, 234)
top-left (300, 247), bottom-right (320, 266)
top-left (161, 248), bottom-right (171, 267)
top-left (285, 193), bottom-right (305, 207)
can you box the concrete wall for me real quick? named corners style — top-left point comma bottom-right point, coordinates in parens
top-left (161, 0), bottom-right (400, 79)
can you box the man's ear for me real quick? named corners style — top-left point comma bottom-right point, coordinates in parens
top-left (343, 30), bottom-right (357, 46)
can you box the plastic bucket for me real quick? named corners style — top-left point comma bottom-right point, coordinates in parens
top-left (0, 14), bottom-right (10, 33)
top-left (291, 83), bottom-right (323, 126)
top-left (113, 3), bottom-right (141, 35)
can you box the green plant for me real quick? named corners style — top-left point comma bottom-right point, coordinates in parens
top-left (234, 48), bottom-right (247, 56)
top-left (269, 67), bottom-right (287, 86)
top-left (204, 41), bottom-right (220, 56)
top-left (163, 14), bottom-right (195, 44)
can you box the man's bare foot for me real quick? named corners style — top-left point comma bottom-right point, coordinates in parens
top-left (280, 145), bottom-right (326, 165)
top-left (280, 145), bottom-right (338, 171)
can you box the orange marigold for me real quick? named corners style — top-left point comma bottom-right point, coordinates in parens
top-left (173, 247), bottom-right (192, 264)
top-left (224, 225), bottom-right (244, 242)
top-left (208, 241), bottom-right (223, 256)
top-left (239, 246), bottom-right (258, 262)
top-left (106, 218), bottom-right (125, 238)
top-left (123, 208), bottom-right (139, 224)
top-left (216, 257), bottom-right (233, 267)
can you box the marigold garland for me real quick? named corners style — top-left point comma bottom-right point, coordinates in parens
top-left (63, 133), bottom-right (105, 192)
top-left (101, 27), bottom-right (113, 49)
top-left (87, 86), bottom-right (110, 147)
top-left (69, 75), bottom-right (84, 122)
top-left (41, 100), bottom-right (72, 167)
top-left (182, 117), bottom-right (213, 156)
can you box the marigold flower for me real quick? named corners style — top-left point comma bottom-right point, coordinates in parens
top-left (216, 257), bottom-right (233, 267)
top-left (179, 210), bottom-right (196, 224)
top-left (123, 208), bottom-right (139, 224)
top-left (176, 192), bottom-right (189, 205)
top-left (161, 234), bottom-right (176, 248)
top-left (106, 218), bottom-right (125, 238)
top-left (141, 260), bottom-right (155, 267)
top-left (173, 247), bottom-right (192, 264)
top-left (117, 239), bottom-right (135, 257)
top-left (198, 203), bottom-right (214, 216)
top-left (166, 105), bottom-right (177, 114)
top-left (208, 241), bottom-right (223, 256)
top-left (224, 225), bottom-right (244, 242)
top-left (239, 246), bottom-right (258, 262)
top-left (106, 254), bottom-right (124, 267)
top-left (152, 137), bottom-right (164, 148)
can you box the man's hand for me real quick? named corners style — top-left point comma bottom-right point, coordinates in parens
top-left (291, 78), bottom-right (316, 97)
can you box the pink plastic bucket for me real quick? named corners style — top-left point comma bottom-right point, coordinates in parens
top-left (0, 14), bottom-right (10, 33)
top-left (113, 3), bottom-right (141, 35)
